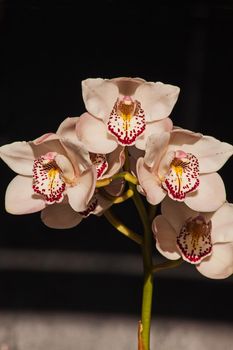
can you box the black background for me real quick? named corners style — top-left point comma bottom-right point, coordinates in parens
top-left (0, 0), bottom-right (233, 321)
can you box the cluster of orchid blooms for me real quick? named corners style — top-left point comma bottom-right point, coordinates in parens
top-left (1, 77), bottom-right (233, 280)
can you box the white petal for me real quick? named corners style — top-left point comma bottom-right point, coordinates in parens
top-left (196, 243), bottom-right (233, 279)
top-left (168, 129), bottom-right (233, 173)
top-left (185, 173), bottom-right (226, 212)
top-left (152, 215), bottom-right (181, 260)
top-left (188, 135), bottom-right (233, 173)
top-left (143, 131), bottom-right (170, 169)
top-left (67, 168), bottom-right (96, 211)
top-left (136, 118), bottom-right (173, 150)
top-left (81, 78), bottom-right (119, 120)
top-left (211, 203), bottom-right (233, 244)
top-left (56, 117), bottom-right (80, 144)
top-left (76, 113), bottom-right (118, 153)
top-left (161, 197), bottom-right (198, 233)
top-left (134, 81), bottom-right (180, 122)
top-left (5, 175), bottom-right (45, 214)
top-left (0, 141), bottom-right (34, 175)
top-left (41, 202), bottom-right (82, 229)
top-left (103, 146), bottom-right (125, 179)
top-left (136, 158), bottom-right (166, 205)
top-left (60, 138), bottom-right (92, 174)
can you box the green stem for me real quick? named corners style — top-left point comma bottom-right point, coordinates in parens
top-left (124, 148), bottom-right (153, 350)
top-left (104, 209), bottom-right (142, 245)
top-left (148, 204), bottom-right (157, 224)
top-left (96, 171), bottom-right (138, 188)
top-left (153, 258), bottom-right (183, 273)
top-left (130, 185), bottom-right (153, 350)
top-left (100, 188), bottom-right (134, 204)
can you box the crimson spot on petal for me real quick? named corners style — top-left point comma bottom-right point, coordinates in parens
top-left (177, 215), bottom-right (212, 264)
top-left (90, 153), bottom-right (108, 179)
top-left (32, 155), bottom-right (65, 204)
top-left (107, 97), bottom-right (145, 146)
top-left (162, 152), bottom-right (199, 201)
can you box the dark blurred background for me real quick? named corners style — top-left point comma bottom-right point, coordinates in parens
top-left (0, 0), bottom-right (233, 344)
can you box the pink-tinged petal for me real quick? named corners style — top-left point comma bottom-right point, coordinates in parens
top-left (0, 141), bottom-right (34, 176)
top-left (135, 118), bottom-right (173, 150)
top-left (60, 138), bottom-right (92, 175)
top-left (161, 197), bottom-right (198, 233)
top-left (32, 154), bottom-right (66, 204)
top-left (55, 154), bottom-right (75, 181)
top-left (134, 82), bottom-right (180, 122)
top-left (33, 132), bottom-right (91, 173)
top-left (78, 192), bottom-right (112, 217)
top-left (190, 136), bottom-right (233, 173)
top-left (185, 173), bottom-right (226, 212)
top-left (67, 167), bottom-right (96, 212)
top-left (41, 202), bottom-right (82, 229)
top-left (136, 158), bottom-right (166, 205)
top-left (169, 130), bottom-right (233, 173)
top-left (94, 146), bottom-right (125, 179)
top-left (211, 203), bottom-right (233, 244)
top-left (168, 128), bottom-right (202, 148)
top-left (152, 215), bottom-right (181, 260)
top-left (76, 113), bottom-right (117, 153)
top-left (103, 146), bottom-right (125, 179)
top-left (143, 132), bottom-right (170, 169)
top-left (81, 78), bottom-right (119, 120)
top-left (111, 77), bottom-right (145, 96)
top-left (107, 99), bottom-right (146, 146)
top-left (90, 153), bottom-right (108, 179)
top-left (137, 184), bottom-right (146, 196)
top-left (30, 136), bottom-right (66, 159)
top-left (158, 150), bottom-right (176, 179)
top-left (162, 152), bottom-right (200, 201)
top-left (104, 178), bottom-right (125, 197)
top-left (128, 146), bottom-right (144, 177)
top-left (93, 193), bottom-right (113, 215)
top-left (177, 215), bottom-right (212, 264)
top-left (78, 195), bottom-right (98, 217)
top-left (56, 117), bottom-right (80, 144)
top-left (196, 243), bottom-right (233, 279)
top-left (33, 133), bottom-right (59, 145)
top-left (5, 175), bottom-right (45, 214)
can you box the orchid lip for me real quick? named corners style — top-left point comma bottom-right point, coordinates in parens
top-left (90, 153), bottom-right (108, 179)
top-left (162, 150), bottom-right (200, 201)
top-left (79, 195), bottom-right (98, 217)
top-left (32, 153), bottom-right (66, 204)
top-left (107, 97), bottom-right (146, 146)
top-left (177, 215), bottom-right (213, 264)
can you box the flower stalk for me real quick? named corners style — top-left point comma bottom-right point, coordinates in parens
top-left (130, 185), bottom-right (154, 350)
top-left (96, 171), bottom-right (138, 188)
top-left (104, 209), bottom-right (142, 245)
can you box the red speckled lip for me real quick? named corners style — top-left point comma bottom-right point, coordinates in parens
top-left (177, 215), bottom-right (212, 264)
top-left (32, 154), bottom-right (65, 204)
top-left (162, 152), bottom-right (200, 201)
top-left (107, 98), bottom-right (146, 146)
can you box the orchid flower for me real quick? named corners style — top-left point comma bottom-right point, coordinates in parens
top-left (137, 128), bottom-right (233, 212)
top-left (74, 77), bottom-right (179, 153)
top-left (57, 116), bottom-right (125, 179)
top-left (56, 116), bottom-right (126, 214)
top-left (0, 133), bottom-right (97, 228)
top-left (152, 197), bottom-right (233, 279)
